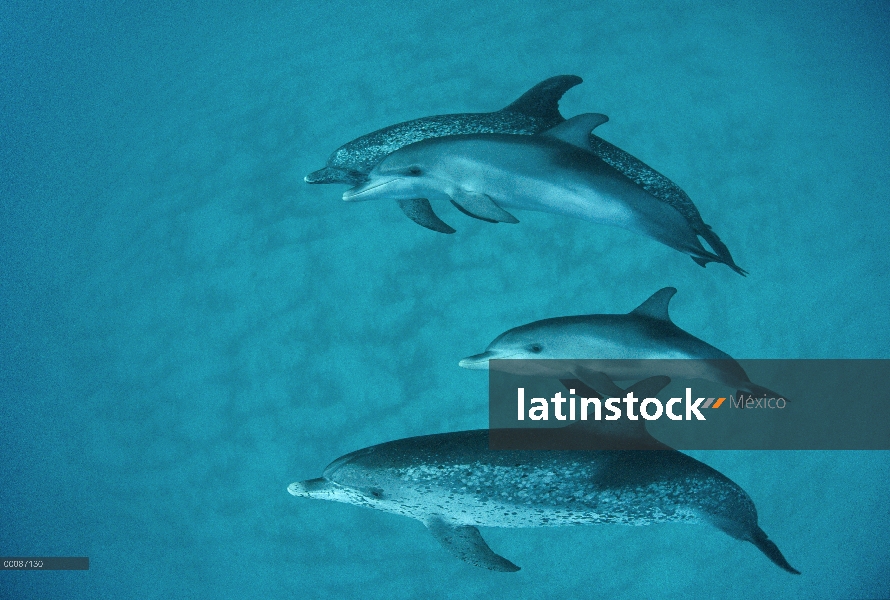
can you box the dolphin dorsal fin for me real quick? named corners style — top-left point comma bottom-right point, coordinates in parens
top-left (564, 376), bottom-right (672, 445)
top-left (629, 287), bottom-right (677, 322)
top-left (541, 113), bottom-right (609, 151)
top-left (622, 376), bottom-right (672, 399)
top-left (501, 75), bottom-right (583, 123)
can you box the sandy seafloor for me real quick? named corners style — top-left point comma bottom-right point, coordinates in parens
top-left (1, 1), bottom-right (888, 598)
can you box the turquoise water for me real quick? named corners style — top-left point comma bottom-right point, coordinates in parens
top-left (2, 1), bottom-right (888, 598)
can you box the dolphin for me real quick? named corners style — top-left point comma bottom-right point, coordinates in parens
top-left (306, 75), bottom-right (583, 234)
top-left (343, 114), bottom-right (745, 274)
top-left (288, 377), bottom-right (799, 574)
top-left (459, 287), bottom-right (779, 399)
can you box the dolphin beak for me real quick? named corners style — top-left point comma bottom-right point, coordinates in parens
top-left (287, 477), bottom-right (331, 498)
top-left (287, 478), bottom-right (330, 498)
top-left (305, 167), bottom-right (367, 185)
top-left (459, 351), bottom-right (496, 370)
top-left (304, 168), bottom-right (333, 184)
top-left (342, 177), bottom-right (402, 202)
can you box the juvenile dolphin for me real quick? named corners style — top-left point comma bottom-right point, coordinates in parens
top-left (343, 114), bottom-right (745, 274)
top-left (459, 287), bottom-right (778, 398)
top-left (306, 75), bottom-right (583, 233)
top-left (288, 377), bottom-right (799, 574)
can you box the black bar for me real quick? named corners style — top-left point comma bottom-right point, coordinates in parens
top-left (1, 558), bottom-right (89, 570)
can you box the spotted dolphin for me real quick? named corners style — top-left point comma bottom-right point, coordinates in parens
top-left (459, 287), bottom-right (778, 398)
top-left (344, 114), bottom-right (745, 273)
top-left (288, 377), bottom-right (799, 574)
top-left (306, 75), bottom-right (583, 233)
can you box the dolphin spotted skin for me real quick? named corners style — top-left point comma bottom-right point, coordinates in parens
top-left (459, 287), bottom-right (778, 399)
top-left (305, 75), bottom-right (581, 187)
top-left (344, 114), bottom-right (745, 273)
top-left (288, 378), bottom-right (799, 574)
top-left (306, 75), bottom-right (582, 234)
top-left (585, 134), bottom-right (742, 274)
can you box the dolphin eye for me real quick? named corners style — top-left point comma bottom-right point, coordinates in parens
top-left (369, 487), bottom-right (384, 498)
top-left (406, 166), bottom-right (422, 176)
top-left (528, 344), bottom-right (543, 354)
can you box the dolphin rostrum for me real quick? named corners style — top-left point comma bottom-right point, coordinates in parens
top-left (459, 287), bottom-right (778, 398)
top-left (306, 75), bottom-right (583, 233)
top-left (288, 377), bottom-right (799, 574)
top-left (343, 114), bottom-right (745, 274)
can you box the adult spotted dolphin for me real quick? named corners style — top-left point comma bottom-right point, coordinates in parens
top-left (343, 114), bottom-right (745, 274)
top-left (288, 377), bottom-right (799, 574)
top-left (306, 75), bottom-right (583, 233)
top-left (459, 287), bottom-right (778, 398)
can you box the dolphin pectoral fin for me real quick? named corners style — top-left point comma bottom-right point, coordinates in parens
top-left (450, 200), bottom-right (498, 223)
top-left (425, 516), bottom-right (520, 572)
top-left (500, 75), bottom-right (583, 124)
top-left (451, 190), bottom-right (519, 224)
top-left (397, 198), bottom-right (456, 234)
top-left (541, 113), bottom-right (609, 152)
top-left (573, 367), bottom-right (626, 399)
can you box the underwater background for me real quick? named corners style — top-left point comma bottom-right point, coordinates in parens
top-left (2, 1), bottom-right (888, 598)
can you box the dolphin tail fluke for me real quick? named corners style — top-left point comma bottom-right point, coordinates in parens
top-left (500, 75), bottom-right (583, 125)
top-left (425, 515), bottom-right (520, 572)
top-left (691, 254), bottom-right (748, 276)
top-left (750, 527), bottom-right (800, 574)
top-left (397, 198), bottom-right (456, 234)
top-left (691, 227), bottom-right (748, 276)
